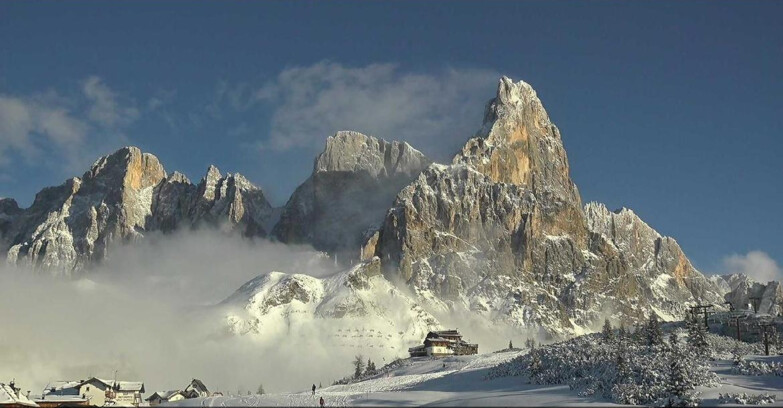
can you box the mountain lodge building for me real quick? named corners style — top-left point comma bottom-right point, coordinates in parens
top-left (408, 329), bottom-right (479, 357)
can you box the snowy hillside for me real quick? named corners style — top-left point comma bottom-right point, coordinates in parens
top-left (167, 325), bottom-right (783, 407)
top-left (218, 258), bottom-right (440, 358)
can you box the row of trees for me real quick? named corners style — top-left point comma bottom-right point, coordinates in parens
top-left (352, 354), bottom-right (378, 379)
top-left (493, 313), bottom-right (718, 406)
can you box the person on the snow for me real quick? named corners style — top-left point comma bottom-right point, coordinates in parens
top-left (312, 384), bottom-right (316, 395)
top-left (320, 396), bottom-right (325, 407)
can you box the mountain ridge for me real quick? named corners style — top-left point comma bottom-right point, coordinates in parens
top-left (1, 76), bottom-right (729, 339)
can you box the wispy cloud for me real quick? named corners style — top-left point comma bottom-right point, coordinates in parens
top-left (0, 77), bottom-right (139, 174)
top-left (253, 61), bottom-right (500, 160)
top-left (722, 250), bottom-right (782, 283)
top-left (82, 76), bottom-right (139, 128)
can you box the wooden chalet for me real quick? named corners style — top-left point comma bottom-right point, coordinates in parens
top-left (408, 329), bottom-right (479, 357)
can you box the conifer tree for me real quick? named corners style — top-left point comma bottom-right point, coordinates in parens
top-left (353, 355), bottom-right (366, 379)
top-left (645, 314), bottom-right (664, 348)
top-left (686, 315), bottom-right (709, 357)
top-left (365, 358), bottom-right (376, 376)
top-left (618, 322), bottom-right (627, 340)
top-left (602, 318), bottom-right (614, 342)
top-left (528, 347), bottom-right (542, 383)
top-left (667, 348), bottom-right (694, 398)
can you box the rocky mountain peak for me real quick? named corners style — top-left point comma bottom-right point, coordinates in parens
top-left (314, 131), bottom-right (429, 178)
top-left (82, 146), bottom-right (166, 193)
top-left (4, 148), bottom-right (274, 274)
top-left (493, 76), bottom-right (547, 118)
top-left (273, 131), bottom-right (431, 260)
top-left (198, 165), bottom-right (223, 201)
top-left (167, 171), bottom-right (191, 184)
top-left (0, 198), bottom-right (21, 215)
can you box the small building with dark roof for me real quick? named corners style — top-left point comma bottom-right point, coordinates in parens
top-left (408, 329), bottom-right (478, 357)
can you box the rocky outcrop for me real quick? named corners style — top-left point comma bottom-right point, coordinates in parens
top-left (365, 77), bottom-right (726, 337)
top-left (0, 198), bottom-right (22, 245)
top-left (273, 131), bottom-right (430, 262)
top-left (721, 274), bottom-right (783, 315)
top-left (220, 258), bottom-right (439, 353)
top-left (3, 147), bottom-right (273, 276)
top-left (188, 166), bottom-right (273, 236)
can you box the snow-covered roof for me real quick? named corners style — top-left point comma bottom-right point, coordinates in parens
top-left (80, 378), bottom-right (145, 392)
top-left (33, 395), bottom-right (88, 403)
top-left (0, 383), bottom-right (39, 407)
top-left (185, 378), bottom-right (208, 393)
top-left (145, 390), bottom-right (182, 401)
top-left (428, 330), bottom-right (462, 338)
top-left (42, 381), bottom-right (80, 396)
top-left (426, 337), bottom-right (457, 343)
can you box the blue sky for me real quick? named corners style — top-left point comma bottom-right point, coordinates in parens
top-left (0, 1), bottom-right (781, 277)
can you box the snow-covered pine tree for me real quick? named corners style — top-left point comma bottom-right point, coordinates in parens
top-left (664, 346), bottom-right (703, 407)
top-left (668, 348), bottom-right (693, 397)
top-left (256, 384), bottom-right (265, 395)
top-left (602, 318), bottom-right (614, 342)
top-left (645, 314), bottom-right (664, 349)
top-left (686, 315), bottom-right (709, 357)
top-left (528, 347), bottom-right (542, 383)
top-left (618, 322), bottom-right (627, 340)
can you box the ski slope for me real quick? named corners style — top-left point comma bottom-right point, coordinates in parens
top-left (166, 348), bottom-right (783, 407)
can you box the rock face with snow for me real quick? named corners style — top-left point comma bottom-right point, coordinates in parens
top-left (273, 131), bottom-right (431, 261)
top-left (3, 147), bottom-right (274, 276)
top-left (721, 274), bottom-right (783, 315)
top-left (363, 77), bottom-right (726, 337)
top-left (2, 76), bottom-right (731, 340)
top-left (219, 258), bottom-right (439, 353)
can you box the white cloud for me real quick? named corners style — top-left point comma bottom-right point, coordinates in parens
top-left (722, 250), bottom-right (782, 283)
top-left (254, 61), bottom-right (500, 160)
top-left (82, 76), bottom-right (140, 127)
top-left (0, 94), bottom-right (88, 167)
top-left (0, 77), bottom-right (138, 173)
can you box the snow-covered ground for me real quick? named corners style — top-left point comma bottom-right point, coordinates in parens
top-left (165, 348), bottom-right (783, 407)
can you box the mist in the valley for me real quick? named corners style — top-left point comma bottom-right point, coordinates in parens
top-left (0, 230), bottom-right (360, 396)
top-left (0, 228), bottom-right (551, 397)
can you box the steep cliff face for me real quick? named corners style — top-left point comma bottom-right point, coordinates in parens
top-left (721, 274), bottom-right (783, 315)
top-left (0, 198), bottom-right (22, 245)
top-left (366, 77), bottom-right (725, 337)
top-left (273, 131), bottom-right (430, 261)
top-left (3, 147), bottom-right (273, 276)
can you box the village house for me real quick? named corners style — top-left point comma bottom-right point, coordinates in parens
top-left (31, 381), bottom-right (89, 408)
top-left (146, 379), bottom-right (209, 406)
top-left (0, 381), bottom-right (38, 408)
top-left (408, 329), bottom-right (479, 357)
top-left (146, 390), bottom-right (188, 406)
top-left (76, 378), bottom-right (144, 407)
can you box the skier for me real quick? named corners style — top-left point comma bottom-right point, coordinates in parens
top-left (312, 384), bottom-right (316, 395)
top-left (320, 396), bottom-right (325, 407)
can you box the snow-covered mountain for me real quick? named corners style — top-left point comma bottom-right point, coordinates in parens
top-left (361, 77), bottom-right (726, 337)
top-left (218, 258), bottom-right (438, 355)
top-left (273, 131), bottom-right (431, 263)
top-left (2, 147), bottom-right (274, 276)
top-left (718, 273), bottom-right (783, 315)
top-left (2, 76), bottom-right (730, 339)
